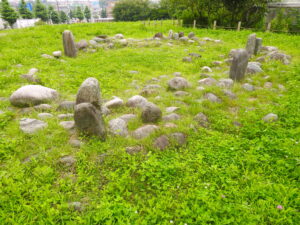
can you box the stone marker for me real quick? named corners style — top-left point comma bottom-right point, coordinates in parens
top-left (246, 33), bottom-right (256, 56)
top-left (254, 38), bottom-right (262, 55)
top-left (76, 78), bottom-right (101, 109)
top-left (10, 85), bottom-right (59, 107)
top-left (63, 30), bottom-right (77, 57)
top-left (229, 49), bottom-right (248, 81)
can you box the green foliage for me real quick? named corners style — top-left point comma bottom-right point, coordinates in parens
top-left (68, 9), bottom-right (74, 19)
top-left (272, 8), bottom-right (300, 33)
top-left (34, 0), bottom-right (48, 22)
top-left (60, 11), bottom-right (68, 23)
top-left (0, 22), bottom-right (299, 224)
top-left (84, 6), bottom-right (91, 21)
top-left (113, 0), bottom-right (170, 21)
top-left (0, 0), bottom-right (18, 27)
top-left (48, 6), bottom-right (60, 24)
top-left (18, 0), bottom-right (33, 19)
top-left (76, 6), bottom-right (84, 21)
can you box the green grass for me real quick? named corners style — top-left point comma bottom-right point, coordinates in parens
top-left (0, 21), bottom-right (299, 224)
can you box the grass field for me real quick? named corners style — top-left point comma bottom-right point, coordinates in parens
top-left (0, 22), bottom-right (299, 224)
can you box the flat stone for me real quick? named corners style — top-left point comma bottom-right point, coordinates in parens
top-left (174, 91), bottom-right (189, 97)
top-left (132, 125), bottom-right (159, 140)
top-left (201, 66), bottom-right (212, 73)
top-left (119, 114), bottom-right (136, 123)
top-left (164, 123), bottom-right (178, 128)
top-left (126, 95), bottom-right (148, 108)
top-left (34, 104), bottom-right (52, 111)
top-left (58, 113), bottom-right (74, 120)
top-left (196, 86), bottom-right (205, 91)
top-left (198, 78), bottom-right (217, 86)
top-left (59, 155), bottom-right (76, 167)
top-left (60, 121), bottom-right (75, 130)
top-left (166, 107), bottom-right (179, 113)
top-left (204, 93), bottom-right (221, 103)
top-left (163, 113), bottom-right (181, 122)
top-left (104, 97), bottom-right (124, 109)
top-left (57, 101), bottom-right (75, 111)
top-left (223, 90), bottom-right (237, 99)
top-left (38, 113), bottom-right (53, 119)
top-left (20, 118), bottom-right (47, 134)
top-left (242, 83), bottom-right (255, 91)
top-left (168, 77), bottom-right (189, 90)
top-left (194, 113), bottom-right (209, 127)
top-left (53, 51), bottom-right (62, 58)
top-left (41, 54), bottom-right (54, 59)
top-left (247, 62), bottom-right (263, 74)
top-left (263, 113), bottom-right (278, 123)
top-left (153, 135), bottom-right (170, 150)
top-left (189, 53), bottom-right (201, 58)
top-left (10, 85), bottom-right (59, 107)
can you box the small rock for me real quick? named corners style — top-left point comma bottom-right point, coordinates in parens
top-left (68, 202), bottom-right (82, 212)
top-left (247, 62), bottom-right (263, 74)
top-left (213, 61), bottom-right (223, 66)
top-left (153, 32), bottom-right (163, 39)
top-left (196, 86), bottom-right (205, 91)
top-left (109, 118), bottom-right (128, 137)
top-left (217, 78), bottom-right (234, 89)
top-left (163, 113), bottom-right (181, 122)
top-left (164, 123), bottom-right (178, 128)
top-left (69, 139), bottom-right (81, 148)
top-left (104, 97), bottom-right (124, 109)
top-left (263, 113), bottom-right (278, 123)
top-left (38, 113), bottom-right (53, 119)
top-left (202, 66), bottom-right (212, 73)
top-left (60, 121), bottom-right (75, 130)
top-left (194, 113), bottom-right (209, 127)
top-left (126, 95), bottom-right (148, 108)
top-left (41, 54), bottom-right (54, 59)
top-left (204, 93), bottom-right (222, 103)
top-left (115, 34), bottom-right (124, 39)
top-left (53, 51), bottom-right (62, 58)
top-left (174, 91), bottom-right (189, 97)
top-left (182, 57), bottom-right (192, 62)
top-left (264, 82), bottom-right (273, 89)
top-left (119, 114), bottom-right (136, 123)
top-left (57, 101), bottom-right (75, 111)
top-left (223, 90), bottom-right (237, 99)
top-left (34, 104), bottom-right (52, 111)
top-left (242, 83), bottom-right (255, 91)
top-left (189, 53), bottom-right (201, 58)
top-left (188, 32), bottom-right (195, 39)
top-left (168, 77), bottom-right (189, 90)
top-left (60, 155), bottom-right (76, 167)
top-left (170, 132), bottom-right (186, 146)
top-left (278, 84), bottom-right (286, 91)
top-left (126, 146), bottom-right (143, 155)
top-left (154, 135), bottom-right (170, 150)
top-left (166, 107), bottom-right (179, 113)
top-left (58, 113), bottom-right (74, 120)
top-left (198, 78), bottom-right (217, 86)
top-left (173, 72), bottom-right (182, 77)
top-left (76, 40), bottom-right (88, 49)
top-left (132, 125), bottom-right (159, 139)
top-left (20, 118), bottom-right (47, 134)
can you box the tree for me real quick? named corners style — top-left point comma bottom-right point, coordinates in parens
top-left (76, 6), bottom-right (84, 21)
top-left (48, 6), bottom-right (60, 24)
top-left (34, 0), bottom-right (48, 21)
top-left (19, 0), bottom-right (33, 19)
top-left (101, 8), bottom-right (107, 18)
top-left (84, 6), bottom-right (91, 21)
top-left (113, 0), bottom-right (151, 21)
top-left (69, 9), bottom-right (74, 19)
top-left (60, 10), bottom-right (68, 23)
top-left (0, 0), bottom-right (18, 27)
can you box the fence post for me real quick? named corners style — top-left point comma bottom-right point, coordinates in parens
top-left (193, 20), bottom-right (196, 29)
top-left (213, 20), bottom-right (217, 30)
top-left (237, 21), bottom-right (241, 31)
top-left (266, 22), bottom-right (271, 32)
top-left (143, 20), bottom-right (146, 26)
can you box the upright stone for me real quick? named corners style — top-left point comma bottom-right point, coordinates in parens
top-left (245, 33), bottom-right (256, 56)
top-left (229, 49), bottom-right (249, 81)
top-left (76, 78), bottom-right (101, 110)
top-left (254, 38), bottom-right (262, 55)
top-left (63, 30), bottom-right (77, 57)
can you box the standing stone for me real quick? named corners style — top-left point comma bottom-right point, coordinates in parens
top-left (63, 30), bottom-right (77, 57)
top-left (168, 30), bottom-right (173, 39)
top-left (246, 33), bottom-right (257, 56)
top-left (229, 49), bottom-right (249, 81)
top-left (254, 38), bottom-right (262, 55)
top-left (76, 78), bottom-right (101, 110)
top-left (141, 102), bottom-right (162, 123)
top-left (74, 103), bottom-right (106, 140)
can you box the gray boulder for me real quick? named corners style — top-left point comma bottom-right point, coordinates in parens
top-left (119, 114), bottom-right (136, 123)
top-left (10, 85), bottom-right (59, 107)
top-left (247, 62), bottom-right (263, 74)
top-left (217, 78), bottom-right (234, 89)
top-left (76, 40), bottom-right (88, 50)
top-left (104, 97), bottom-right (124, 109)
top-left (198, 78), bottom-right (217, 86)
top-left (194, 112), bottom-right (209, 127)
top-left (20, 118), bottom-right (47, 134)
top-left (126, 95), bottom-right (148, 108)
top-left (188, 32), bottom-right (195, 39)
top-left (153, 135), bottom-right (170, 150)
top-left (162, 113), bottom-right (181, 122)
top-left (57, 101), bottom-right (75, 111)
top-left (170, 132), bottom-right (187, 146)
top-left (59, 121), bottom-right (75, 130)
top-left (204, 93), bottom-right (222, 103)
top-left (141, 102), bottom-right (162, 123)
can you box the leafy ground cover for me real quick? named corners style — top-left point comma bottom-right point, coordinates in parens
top-left (0, 22), bottom-right (299, 224)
